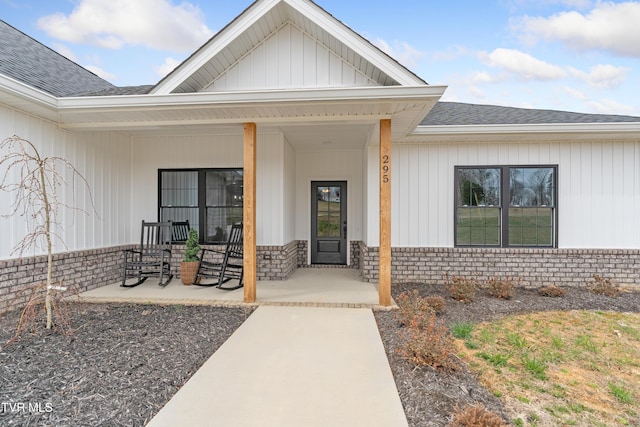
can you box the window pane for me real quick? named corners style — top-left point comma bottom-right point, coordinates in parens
top-left (456, 207), bottom-right (500, 246)
top-left (160, 207), bottom-right (199, 231)
top-left (508, 207), bottom-right (553, 246)
top-left (206, 170), bottom-right (243, 207)
top-left (457, 168), bottom-right (501, 207)
top-left (161, 171), bottom-right (198, 207)
top-left (206, 207), bottom-right (242, 242)
top-left (510, 167), bottom-right (555, 207)
top-left (160, 171), bottom-right (199, 231)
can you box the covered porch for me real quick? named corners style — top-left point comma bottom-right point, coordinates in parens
top-left (76, 268), bottom-right (384, 308)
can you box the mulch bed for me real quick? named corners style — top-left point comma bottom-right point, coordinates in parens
top-left (0, 284), bottom-right (638, 426)
top-left (0, 304), bottom-right (252, 426)
top-left (375, 283), bottom-right (640, 426)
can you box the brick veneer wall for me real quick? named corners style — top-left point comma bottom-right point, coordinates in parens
top-left (297, 240), bottom-right (308, 267)
top-left (0, 241), bottom-right (304, 312)
top-left (359, 243), bottom-right (640, 288)
top-left (296, 240), bottom-right (361, 269)
top-left (256, 241), bottom-right (298, 280)
top-left (0, 246), bottom-right (127, 312)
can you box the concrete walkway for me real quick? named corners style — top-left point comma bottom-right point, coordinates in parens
top-left (147, 306), bottom-right (407, 427)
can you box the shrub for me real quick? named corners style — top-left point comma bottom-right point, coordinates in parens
top-left (183, 228), bottom-right (201, 262)
top-left (538, 285), bottom-right (565, 297)
top-left (449, 404), bottom-right (509, 427)
top-left (445, 273), bottom-right (478, 303)
top-left (400, 311), bottom-right (456, 371)
top-left (485, 276), bottom-right (520, 300)
top-left (590, 274), bottom-right (620, 297)
top-left (425, 295), bottom-right (446, 314)
top-left (395, 290), bottom-right (434, 326)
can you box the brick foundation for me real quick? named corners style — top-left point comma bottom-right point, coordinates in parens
top-left (296, 240), bottom-right (361, 269)
top-left (0, 246), bottom-right (127, 312)
top-left (359, 244), bottom-right (640, 288)
top-left (256, 241), bottom-right (298, 280)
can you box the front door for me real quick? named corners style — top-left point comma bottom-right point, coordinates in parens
top-left (311, 181), bottom-right (347, 264)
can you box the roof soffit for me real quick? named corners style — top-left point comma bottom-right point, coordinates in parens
top-left (399, 123), bottom-right (640, 143)
top-left (151, 0), bottom-right (426, 95)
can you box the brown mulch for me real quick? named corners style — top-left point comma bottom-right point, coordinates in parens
top-left (0, 284), bottom-right (638, 426)
top-left (375, 283), bottom-right (640, 426)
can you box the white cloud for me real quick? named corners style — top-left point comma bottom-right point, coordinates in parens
top-left (374, 38), bottom-right (425, 68)
top-left (84, 65), bottom-right (117, 81)
top-left (585, 98), bottom-right (637, 115)
top-left (479, 48), bottom-right (567, 80)
top-left (510, 0), bottom-right (593, 9)
top-left (568, 64), bottom-right (630, 89)
top-left (155, 57), bottom-right (182, 78)
top-left (562, 85), bottom-right (587, 100)
top-left (514, 2), bottom-right (640, 57)
top-left (37, 0), bottom-right (213, 53)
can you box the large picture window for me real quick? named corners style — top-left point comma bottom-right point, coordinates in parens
top-left (159, 169), bottom-right (243, 243)
top-left (455, 166), bottom-right (557, 247)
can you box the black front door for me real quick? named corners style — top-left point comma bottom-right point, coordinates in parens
top-left (311, 181), bottom-right (347, 264)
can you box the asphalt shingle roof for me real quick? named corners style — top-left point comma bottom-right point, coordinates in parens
top-left (0, 20), bottom-right (115, 97)
top-left (2, 18), bottom-right (639, 128)
top-left (421, 102), bottom-right (640, 126)
top-left (76, 85), bottom-right (155, 96)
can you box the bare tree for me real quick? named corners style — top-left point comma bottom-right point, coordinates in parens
top-left (0, 135), bottom-right (97, 329)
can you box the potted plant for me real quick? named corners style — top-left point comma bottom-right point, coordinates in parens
top-left (180, 228), bottom-right (201, 285)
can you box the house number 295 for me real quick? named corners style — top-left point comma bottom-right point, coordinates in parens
top-left (382, 154), bottom-right (390, 183)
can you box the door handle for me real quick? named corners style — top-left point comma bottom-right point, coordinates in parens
top-left (343, 221), bottom-right (347, 236)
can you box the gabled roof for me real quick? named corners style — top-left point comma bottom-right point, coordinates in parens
top-left (421, 102), bottom-right (640, 126)
top-left (151, 0), bottom-right (427, 95)
top-left (0, 20), bottom-right (114, 97)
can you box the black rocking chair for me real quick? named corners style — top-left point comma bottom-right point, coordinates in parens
top-left (193, 223), bottom-right (244, 290)
top-left (121, 221), bottom-right (173, 287)
top-left (171, 220), bottom-right (190, 243)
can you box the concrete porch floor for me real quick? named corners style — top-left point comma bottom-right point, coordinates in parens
top-left (77, 268), bottom-right (389, 308)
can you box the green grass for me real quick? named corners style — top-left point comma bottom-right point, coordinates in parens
top-left (609, 382), bottom-right (634, 404)
top-left (522, 355), bottom-right (548, 380)
top-left (479, 351), bottom-right (511, 367)
top-left (452, 311), bottom-right (640, 426)
top-left (507, 332), bottom-right (528, 349)
top-left (450, 322), bottom-right (474, 339)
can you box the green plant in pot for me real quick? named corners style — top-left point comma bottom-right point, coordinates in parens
top-left (180, 228), bottom-right (201, 285)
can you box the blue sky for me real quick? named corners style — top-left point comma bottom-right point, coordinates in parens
top-left (2, 0), bottom-right (640, 116)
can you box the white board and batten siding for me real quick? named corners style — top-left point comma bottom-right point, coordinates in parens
top-left (366, 140), bottom-right (640, 249)
top-left (0, 104), bottom-right (132, 259)
top-left (294, 149), bottom-right (364, 252)
top-left (130, 132), bottom-right (290, 246)
top-left (206, 22), bottom-right (378, 92)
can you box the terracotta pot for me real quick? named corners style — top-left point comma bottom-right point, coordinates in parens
top-left (180, 261), bottom-right (201, 285)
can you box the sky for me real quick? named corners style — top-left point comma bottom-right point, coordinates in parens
top-left (2, 0), bottom-right (640, 116)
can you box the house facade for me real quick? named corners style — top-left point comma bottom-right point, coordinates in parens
top-left (1, 0), bottom-right (640, 310)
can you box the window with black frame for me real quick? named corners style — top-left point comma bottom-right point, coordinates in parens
top-left (159, 169), bottom-right (243, 244)
top-left (455, 166), bottom-right (556, 247)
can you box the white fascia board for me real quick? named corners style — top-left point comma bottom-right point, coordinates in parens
top-left (0, 75), bottom-right (59, 114)
top-left (288, 0), bottom-right (426, 86)
top-left (59, 85), bottom-right (447, 110)
top-left (412, 122), bottom-right (640, 137)
top-left (151, 0), bottom-right (280, 95)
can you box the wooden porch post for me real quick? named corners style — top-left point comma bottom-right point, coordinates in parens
top-left (243, 122), bottom-right (257, 303)
top-left (379, 119), bottom-right (392, 306)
